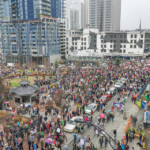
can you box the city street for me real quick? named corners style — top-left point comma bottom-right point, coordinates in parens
top-left (65, 92), bottom-right (143, 150)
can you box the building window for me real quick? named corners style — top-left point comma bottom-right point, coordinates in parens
top-left (101, 45), bottom-right (103, 48)
top-left (134, 40), bottom-right (136, 43)
top-left (131, 40), bottom-right (133, 43)
top-left (130, 45), bottom-right (132, 48)
top-left (84, 38), bottom-right (86, 41)
top-left (134, 45), bottom-right (136, 48)
top-left (124, 45), bottom-right (126, 48)
top-left (141, 34), bottom-right (143, 38)
top-left (120, 45), bottom-right (122, 48)
top-left (131, 35), bottom-right (133, 38)
top-left (120, 50), bottom-right (122, 53)
top-left (123, 50), bottom-right (126, 53)
top-left (110, 45), bottom-right (112, 48)
top-left (134, 34), bottom-right (137, 38)
top-left (104, 45), bottom-right (106, 48)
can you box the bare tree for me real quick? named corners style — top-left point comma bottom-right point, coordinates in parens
top-left (0, 78), bottom-right (8, 95)
top-left (53, 90), bottom-right (64, 107)
top-left (29, 62), bottom-right (36, 70)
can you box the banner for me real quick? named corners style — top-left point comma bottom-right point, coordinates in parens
top-left (136, 99), bottom-right (141, 107)
top-left (109, 59), bottom-right (111, 71)
top-left (11, 83), bottom-right (20, 87)
top-left (87, 64), bottom-right (89, 71)
top-left (141, 101), bottom-right (147, 109)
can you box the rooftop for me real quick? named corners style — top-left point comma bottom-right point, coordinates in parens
top-left (9, 80), bottom-right (40, 96)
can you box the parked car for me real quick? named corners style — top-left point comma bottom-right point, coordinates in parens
top-left (64, 116), bottom-right (83, 132)
top-left (114, 82), bottom-right (123, 89)
top-left (118, 78), bottom-right (127, 85)
top-left (99, 95), bottom-right (112, 104)
top-left (106, 87), bottom-right (117, 95)
top-left (121, 78), bottom-right (127, 82)
top-left (85, 103), bottom-right (97, 114)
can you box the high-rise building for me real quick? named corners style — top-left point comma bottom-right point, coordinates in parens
top-left (51, 0), bottom-right (66, 19)
top-left (89, 0), bottom-right (121, 32)
top-left (0, 0), bottom-right (51, 21)
top-left (0, 0), bottom-right (65, 64)
top-left (70, 9), bottom-right (80, 30)
top-left (83, 0), bottom-right (90, 28)
top-left (66, 0), bottom-right (84, 30)
top-left (59, 21), bottom-right (66, 59)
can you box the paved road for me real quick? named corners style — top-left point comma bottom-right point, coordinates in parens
top-left (64, 91), bottom-right (144, 150)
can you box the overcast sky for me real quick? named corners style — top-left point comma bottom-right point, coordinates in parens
top-left (121, 0), bottom-right (150, 30)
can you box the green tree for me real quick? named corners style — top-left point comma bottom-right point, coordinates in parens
top-left (22, 71), bottom-right (25, 76)
top-left (55, 61), bottom-right (58, 68)
top-left (115, 58), bottom-right (120, 67)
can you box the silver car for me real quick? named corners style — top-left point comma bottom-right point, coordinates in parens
top-left (106, 87), bottom-right (117, 95)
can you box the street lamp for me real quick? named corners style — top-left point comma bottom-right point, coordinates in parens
top-left (74, 119), bottom-right (118, 150)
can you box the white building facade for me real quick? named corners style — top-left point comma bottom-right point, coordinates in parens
top-left (66, 28), bottom-right (150, 60)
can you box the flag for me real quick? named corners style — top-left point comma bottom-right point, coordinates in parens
top-left (109, 59), bottom-right (111, 71)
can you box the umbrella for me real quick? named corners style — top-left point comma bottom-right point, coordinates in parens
top-left (40, 138), bottom-right (44, 141)
top-left (100, 113), bottom-right (106, 119)
top-left (17, 137), bottom-right (22, 143)
top-left (113, 103), bottom-right (120, 108)
top-left (57, 128), bottom-right (60, 133)
top-left (55, 91), bottom-right (58, 94)
top-left (108, 110), bottom-right (111, 113)
top-left (28, 105), bottom-right (31, 108)
top-left (11, 112), bottom-right (16, 115)
top-left (45, 138), bottom-right (53, 144)
top-left (145, 67), bottom-right (149, 71)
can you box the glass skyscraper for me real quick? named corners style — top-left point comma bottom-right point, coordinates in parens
top-left (0, 0), bottom-right (61, 64)
top-left (51, 0), bottom-right (65, 19)
top-left (89, 0), bottom-right (121, 32)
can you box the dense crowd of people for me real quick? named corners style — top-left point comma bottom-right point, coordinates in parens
top-left (0, 59), bottom-right (149, 149)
